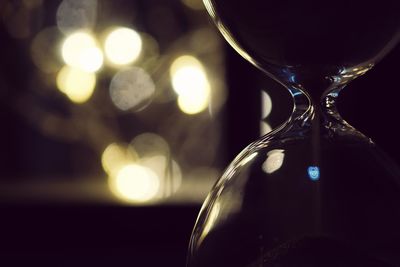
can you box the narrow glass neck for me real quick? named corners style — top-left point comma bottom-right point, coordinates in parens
top-left (286, 85), bottom-right (370, 144)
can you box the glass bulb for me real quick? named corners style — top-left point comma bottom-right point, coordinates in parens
top-left (187, 0), bottom-right (400, 266)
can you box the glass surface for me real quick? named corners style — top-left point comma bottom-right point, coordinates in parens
top-left (188, 0), bottom-right (400, 266)
top-left (204, 0), bottom-right (399, 97)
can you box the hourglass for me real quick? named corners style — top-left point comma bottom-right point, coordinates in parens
top-left (187, 0), bottom-right (400, 266)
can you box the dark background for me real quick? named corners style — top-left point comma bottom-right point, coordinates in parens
top-left (1, 2), bottom-right (399, 266)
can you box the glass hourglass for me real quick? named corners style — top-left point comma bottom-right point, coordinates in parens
top-left (187, 0), bottom-right (400, 266)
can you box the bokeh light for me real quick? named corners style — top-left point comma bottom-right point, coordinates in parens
top-left (260, 91), bottom-right (273, 136)
top-left (261, 91), bottom-right (272, 118)
top-left (181, 0), bottom-right (205, 10)
top-left (31, 27), bottom-right (63, 73)
top-left (260, 121), bottom-right (272, 136)
top-left (61, 31), bottom-right (103, 72)
top-left (140, 33), bottom-right (160, 61)
top-left (1, 0), bottom-right (226, 207)
top-left (22, 0), bottom-right (44, 9)
top-left (80, 47), bottom-right (103, 72)
top-left (109, 164), bottom-right (160, 203)
top-left (170, 55), bottom-right (211, 114)
top-left (130, 133), bottom-right (169, 158)
top-left (177, 90), bottom-right (210, 115)
top-left (130, 133), bottom-right (181, 197)
top-left (1, 0), bottom-right (40, 39)
top-left (103, 136), bottom-right (181, 202)
top-left (170, 55), bottom-right (206, 95)
top-left (56, 0), bottom-right (98, 34)
top-left (101, 143), bottom-right (137, 176)
top-left (104, 27), bottom-right (143, 65)
top-left (140, 155), bottom-right (182, 196)
top-left (109, 67), bottom-right (155, 111)
top-left (262, 149), bottom-right (285, 174)
top-left (56, 66), bottom-right (96, 103)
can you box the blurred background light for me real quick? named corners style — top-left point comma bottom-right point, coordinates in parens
top-left (181, 0), bottom-right (205, 10)
top-left (170, 55), bottom-right (211, 114)
top-left (80, 46), bottom-right (103, 72)
top-left (2, 0), bottom-right (226, 208)
top-left (102, 135), bottom-right (182, 203)
top-left (140, 155), bottom-right (182, 197)
top-left (129, 133), bottom-right (181, 198)
top-left (261, 91), bottom-right (272, 118)
top-left (170, 55), bottom-right (205, 95)
top-left (56, 65), bottom-right (96, 103)
top-left (260, 91), bottom-right (273, 135)
top-left (22, 0), bottom-right (44, 9)
top-left (140, 33), bottom-right (160, 61)
top-left (104, 27), bottom-right (143, 65)
top-left (177, 91), bottom-right (210, 115)
top-left (262, 149), bottom-right (285, 174)
top-left (109, 164), bottom-right (160, 203)
top-left (130, 133), bottom-right (170, 158)
top-left (109, 67), bottom-right (155, 111)
top-left (61, 31), bottom-right (103, 72)
top-left (260, 121), bottom-right (272, 136)
top-left (1, 0), bottom-right (43, 39)
top-left (101, 143), bottom-right (138, 177)
top-left (30, 27), bottom-right (63, 73)
top-left (56, 0), bottom-right (97, 34)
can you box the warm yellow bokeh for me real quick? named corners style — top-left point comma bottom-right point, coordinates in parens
top-left (170, 55), bottom-right (211, 114)
top-left (261, 91), bottom-right (272, 119)
top-left (104, 27), bottom-right (142, 65)
top-left (262, 149), bottom-right (285, 174)
top-left (181, 0), bottom-right (205, 10)
top-left (101, 143), bottom-right (133, 176)
top-left (170, 55), bottom-right (204, 94)
top-left (140, 155), bottom-right (182, 197)
top-left (56, 66), bottom-right (96, 103)
top-left (109, 164), bottom-right (160, 203)
top-left (130, 132), bottom-right (169, 158)
top-left (177, 90), bottom-right (210, 114)
top-left (61, 31), bottom-right (103, 72)
top-left (260, 121), bottom-right (272, 136)
top-left (103, 137), bottom-right (182, 203)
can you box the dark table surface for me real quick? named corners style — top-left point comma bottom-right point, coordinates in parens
top-left (0, 204), bottom-right (200, 267)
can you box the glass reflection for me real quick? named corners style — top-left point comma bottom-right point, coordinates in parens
top-left (307, 166), bottom-right (320, 181)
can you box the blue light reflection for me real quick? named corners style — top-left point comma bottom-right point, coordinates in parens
top-left (308, 166), bottom-right (320, 181)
